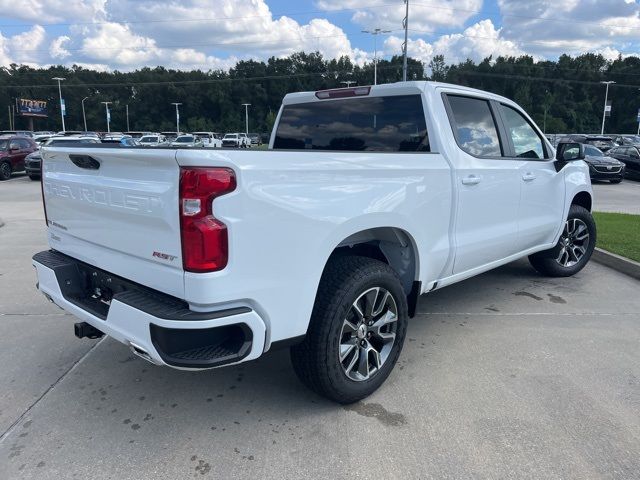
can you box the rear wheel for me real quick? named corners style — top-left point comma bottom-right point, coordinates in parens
top-left (0, 162), bottom-right (11, 181)
top-left (528, 204), bottom-right (596, 277)
top-left (291, 256), bottom-right (408, 404)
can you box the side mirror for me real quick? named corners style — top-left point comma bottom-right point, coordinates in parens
top-left (556, 142), bottom-right (585, 162)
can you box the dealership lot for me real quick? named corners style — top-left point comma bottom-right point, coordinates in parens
top-left (1, 175), bottom-right (640, 479)
top-left (592, 180), bottom-right (640, 215)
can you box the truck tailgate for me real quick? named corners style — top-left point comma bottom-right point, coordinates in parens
top-left (41, 147), bottom-right (185, 298)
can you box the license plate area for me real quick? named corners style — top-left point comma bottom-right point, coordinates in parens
top-left (53, 260), bottom-right (139, 320)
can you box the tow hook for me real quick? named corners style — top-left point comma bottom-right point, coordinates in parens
top-left (74, 322), bottom-right (104, 339)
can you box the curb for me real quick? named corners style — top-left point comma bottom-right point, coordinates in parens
top-left (592, 248), bottom-right (640, 281)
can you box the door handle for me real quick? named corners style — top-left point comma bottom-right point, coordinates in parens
top-left (522, 172), bottom-right (537, 182)
top-left (461, 175), bottom-right (482, 185)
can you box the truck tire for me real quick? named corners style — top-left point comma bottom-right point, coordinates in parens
top-left (291, 256), bottom-right (408, 404)
top-left (0, 162), bottom-right (11, 181)
top-left (528, 204), bottom-right (596, 277)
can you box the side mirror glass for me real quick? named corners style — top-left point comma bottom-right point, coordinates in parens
top-left (556, 142), bottom-right (584, 162)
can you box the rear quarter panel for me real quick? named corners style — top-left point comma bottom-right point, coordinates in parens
top-left (176, 149), bottom-right (453, 346)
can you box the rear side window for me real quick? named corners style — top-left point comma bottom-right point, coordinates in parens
top-left (446, 95), bottom-right (502, 157)
top-left (500, 105), bottom-right (545, 159)
top-left (274, 95), bottom-right (429, 152)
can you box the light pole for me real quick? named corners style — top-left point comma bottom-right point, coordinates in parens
top-left (402, 0), bottom-right (409, 82)
top-left (341, 80), bottom-right (356, 87)
top-left (171, 103), bottom-right (182, 134)
top-left (637, 88), bottom-right (640, 136)
top-left (600, 80), bottom-right (615, 135)
top-left (81, 96), bottom-right (89, 131)
top-left (52, 77), bottom-right (66, 132)
top-left (362, 28), bottom-right (390, 85)
top-left (241, 103), bottom-right (251, 134)
top-left (126, 104), bottom-right (130, 132)
top-left (101, 101), bottom-right (112, 133)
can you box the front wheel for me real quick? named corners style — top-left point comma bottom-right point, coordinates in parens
top-left (610, 179), bottom-right (622, 184)
top-left (291, 256), bottom-right (408, 404)
top-left (0, 162), bottom-right (11, 181)
top-left (528, 204), bottom-right (596, 277)
top-left (28, 174), bottom-right (40, 181)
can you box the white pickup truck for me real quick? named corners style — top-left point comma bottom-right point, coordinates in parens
top-left (33, 82), bottom-right (595, 403)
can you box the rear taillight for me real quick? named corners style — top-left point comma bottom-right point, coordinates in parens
top-left (179, 167), bottom-right (236, 273)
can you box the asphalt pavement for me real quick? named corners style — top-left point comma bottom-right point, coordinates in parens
top-left (593, 179), bottom-right (640, 214)
top-left (1, 174), bottom-right (639, 479)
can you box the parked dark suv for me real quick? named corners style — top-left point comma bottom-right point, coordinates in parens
top-left (607, 145), bottom-right (640, 180)
top-left (0, 135), bottom-right (38, 180)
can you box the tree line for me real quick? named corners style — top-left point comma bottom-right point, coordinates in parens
top-left (1, 52), bottom-right (639, 134)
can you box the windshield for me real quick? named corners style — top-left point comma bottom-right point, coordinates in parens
top-left (584, 145), bottom-right (604, 157)
top-left (224, 134), bottom-right (237, 138)
top-left (140, 136), bottom-right (158, 143)
top-left (174, 136), bottom-right (194, 143)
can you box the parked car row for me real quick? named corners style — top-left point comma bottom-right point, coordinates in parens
top-left (545, 133), bottom-right (640, 183)
top-left (0, 128), bottom-right (267, 181)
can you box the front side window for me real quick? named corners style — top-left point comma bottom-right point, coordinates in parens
top-left (500, 105), bottom-right (545, 159)
top-left (447, 95), bottom-right (501, 157)
top-left (274, 95), bottom-right (429, 152)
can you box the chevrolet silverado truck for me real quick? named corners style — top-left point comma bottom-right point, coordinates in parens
top-left (33, 82), bottom-right (596, 403)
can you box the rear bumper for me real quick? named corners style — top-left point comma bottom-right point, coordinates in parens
top-left (32, 250), bottom-right (266, 369)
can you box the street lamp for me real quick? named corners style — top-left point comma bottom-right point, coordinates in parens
top-left (125, 104), bottom-right (130, 132)
top-left (241, 103), bottom-right (251, 134)
top-left (637, 88), bottom-right (640, 136)
top-left (341, 80), bottom-right (356, 87)
top-left (52, 77), bottom-right (66, 132)
top-left (101, 101), bottom-right (112, 133)
top-left (600, 80), bottom-right (615, 135)
top-left (171, 103), bottom-right (182, 134)
top-left (81, 96), bottom-right (89, 132)
top-left (362, 28), bottom-right (391, 85)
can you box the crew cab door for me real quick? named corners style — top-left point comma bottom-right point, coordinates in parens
top-left (495, 103), bottom-right (565, 251)
top-left (443, 94), bottom-right (522, 274)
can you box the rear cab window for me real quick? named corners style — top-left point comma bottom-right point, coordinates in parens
top-left (445, 95), bottom-right (502, 157)
top-left (273, 94), bottom-right (429, 152)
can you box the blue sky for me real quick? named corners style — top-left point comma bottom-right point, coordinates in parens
top-left (0, 1), bottom-right (638, 71)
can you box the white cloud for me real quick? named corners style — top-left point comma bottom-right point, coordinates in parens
top-left (104, 0), bottom-right (353, 60)
top-left (0, 0), bottom-right (106, 23)
top-left (50, 35), bottom-right (71, 59)
top-left (384, 20), bottom-right (525, 66)
top-left (316, 0), bottom-right (483, 32)
top-left (497, 0), bottom-right (640, 58)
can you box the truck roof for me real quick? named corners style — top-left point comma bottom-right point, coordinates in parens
top-left (282, 81), bottom-right (516, 107)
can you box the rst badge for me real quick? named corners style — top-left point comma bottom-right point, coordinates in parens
top-left (152, 251), bottom-right (177, 262)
